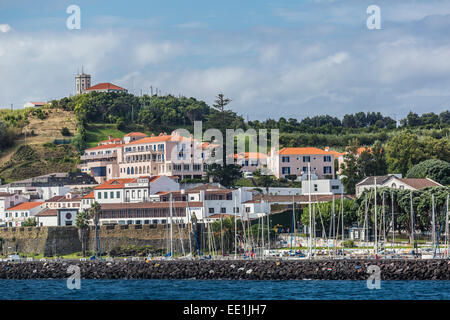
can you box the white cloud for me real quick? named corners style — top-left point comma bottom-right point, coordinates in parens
top-left (0, 24), bottom-right (11, 33)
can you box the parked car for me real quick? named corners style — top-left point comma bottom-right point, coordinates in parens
top-left (243, 171), bottom-right (254, 179)
top-left (6, 254), bottom-right (21, 262)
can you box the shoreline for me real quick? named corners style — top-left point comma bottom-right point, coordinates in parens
top-left (1, 259), bottom-right (449, 280)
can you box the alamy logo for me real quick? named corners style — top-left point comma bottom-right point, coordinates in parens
top-left (366, 5), bottom-right (381, 30)
top-left (67, 265), bottom-right (81, 290)
top-left (366, 265), bottom-right (381, 290)
top-left (66, 5), bottom-right (81, 30)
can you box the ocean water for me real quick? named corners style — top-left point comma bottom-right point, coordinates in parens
top-left (0, 280), bottom-right (449, 300)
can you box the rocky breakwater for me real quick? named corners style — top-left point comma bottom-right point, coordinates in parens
top-left (0, 259), bottom-right (450, 280)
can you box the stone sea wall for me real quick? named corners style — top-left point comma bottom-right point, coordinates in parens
top-left (1, 259), bottom-right (450, 280)
top-left (0, 225), bottom-right (190, 256)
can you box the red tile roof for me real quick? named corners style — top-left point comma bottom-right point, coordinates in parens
top-left (124, 132), bottom-right (148, 137)
top-left (94, 176), bottom-right (162, 190)
top-left (35, 209), bottom-right (58, 217)
top-left (126, 134), bottom-right (194, 145)
top-left (85, 144), bottom-right (123, 151)
top-left (100, 201), bottom-right (203, 210)
top-left (82, 191), bottom-right (95, 199)
top-left (234, 152), bottom-right (267, 160)
top-left (85, 83), bottom-right (126, 91)
top-left (398, 178), bottom-right (442, 189)
top-left (7, 202), bottom-right (44, 211)
top-left (278, 147), bottom-right (334, 155)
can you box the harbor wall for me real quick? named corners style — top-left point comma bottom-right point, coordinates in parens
top-left (0, 259), bottom-right (449, 280)
top-left (0, 225), bottom-right (191, 256)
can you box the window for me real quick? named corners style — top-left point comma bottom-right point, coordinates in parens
top-left (98, 192), bottom-right (102, 199)
top-left (281, 156), bottom-right (290, 163)
top-left (324, 156), bottom-right (331, 162)
top-left (302, 166), bottom-right (307, 173)
top-left (332, 185), bottom-right (339, 190)
top-left (245, 207), bottom-right (251, 213)
top-left (221, 207), bottom-right (226, 214)
top-left (314, 184), bottom-right (318, 192)
top-left (110, 191), bottom-right (114, 199)
top-left (233, 207), bottom-right (240, 213)
top-left (116, 191), bottom-right (120, 198)
top-left (323, 166), bottom-right (332, 174)
top-left (104, 192), bottom-right (108, 199)
top-left (209, 208), bottom-right (214, 214)
top-left (303, 156), bottom-right (311, 162)
top-left (282, 167), bottom-right (290, 174)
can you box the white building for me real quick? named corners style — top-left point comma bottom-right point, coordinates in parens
top-left (355, 175), bottom-right (443, 197)
top-left (0, 192), bottom-right (28, 226)
top-left (5, 202), bottom-right (45, 227)
top-left (301, 178), bottom-right (344, 195)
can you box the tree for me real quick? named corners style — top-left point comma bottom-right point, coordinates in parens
top-left (254, 169), bottom-right (275, 193)
top-left (22, 218), bottom-right (37, 227)
top-left (61, 127), bottom-right (71, 136)
top-left (385, 131), bottom-right (424, 175)
top-left (213, 93), bottom-right (231, 113)
top-left (75, 210), bottom-right (91, 257)
top-left (89, 202), bottom-right (102, 258)
top-left (340, 139), bottom-right (362, 194)
top-left (207, 163), bottom-right (242, 188)
top-left (406, 159), bottom-right (450, 185)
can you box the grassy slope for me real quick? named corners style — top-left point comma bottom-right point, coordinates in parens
top-left (0, 144), bottom-right (79, 183)
top-left (0, 108), bottom-right (77, 166)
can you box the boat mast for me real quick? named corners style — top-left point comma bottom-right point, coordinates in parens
top-left (374, 178), bottom-right (377, 254)
top-left (308, 162), bottom-right (312, 259)
top-left (185, 190), bottom-right (192, 257)
top-left (410, 191), bottom-right (415, 249)
top-left (364, 195), bottom-right (368, 251)
top-left (331, 194), bottom-right (335, 255)
top-left (432, 194), bottom-right (436, 253)
top-left (170, 193), bottom-right (173, 257)
top-left (266, 199), bottom-right (270, 254)
top-left (391, 191), bottom-right (395, 251)
top-left (446, 195), bottom-right (449, 259)
top-left (290, 192), bottom-right (294, 254)
top-left (234, 195), bottom-right (237, 260)
top-left (382, 191), bottom-right (386, 252)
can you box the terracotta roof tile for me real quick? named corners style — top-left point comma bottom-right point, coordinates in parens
top-left (85, 83), bottom-right (126, 91)
top-left (7, 202), bottom-right (44, 211)
top-left (278, 147), bottom-right (334, 155)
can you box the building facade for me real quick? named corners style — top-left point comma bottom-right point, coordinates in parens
top-left (268, 147), bottom-right (336, 179)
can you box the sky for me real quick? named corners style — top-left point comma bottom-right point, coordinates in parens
top-left (1, 0), bottom-right (450, 120)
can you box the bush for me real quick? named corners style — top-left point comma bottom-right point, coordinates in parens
top-left (61, 127), bottom-right (71, 136)
top-left (343, 240), bottom-right (355, 248)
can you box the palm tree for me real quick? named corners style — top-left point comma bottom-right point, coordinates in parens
top-left (89, 202), bottom-right (102, 258)
top-left (75, 210), bottom-right (91, 257)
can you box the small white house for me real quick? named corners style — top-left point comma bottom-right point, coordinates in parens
top-left (5, 202), bottom-right (44, 227)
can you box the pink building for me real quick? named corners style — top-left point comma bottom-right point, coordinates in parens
top-left (268, 147), bottom-right (336, 179)
top-left (234, 152), bottom-right (267, 172)
top-left (79, 132), bottom-right (206, 183)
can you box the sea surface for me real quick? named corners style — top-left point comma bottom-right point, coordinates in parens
top-left (0, 279), bottom-right (449, 300)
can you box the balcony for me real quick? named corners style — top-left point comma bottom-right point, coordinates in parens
top-left (81, 151), bottom-right (117, 161)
